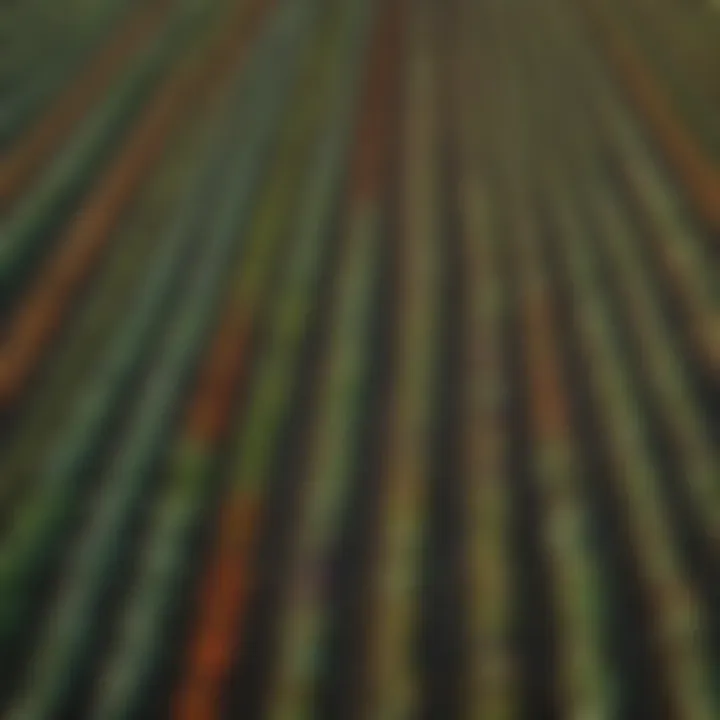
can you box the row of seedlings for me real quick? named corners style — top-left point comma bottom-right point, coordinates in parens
top-left (0, 0), bottom-right (273, 413)
top-left (552, 0), bottom-right (718, 388)
top-left (0, 0), bottom-right (135, 150)
top-left (0, 4), bottom-right (312, 715)
top-left (579, 0), bottom-right (720, 235)
top-left (86, 4), bottom-right (373, 718)
top-left (0, 0), bottom-right (171, 206)
top-left (169, 2), bottom-right (390, 717)
top-left (592, 0), bottom-right (720, 160)
top-left (362, 1), bottom-right (442, 716)
top-left (0, 53), bottom-right (249, 526)
top-left (542, 0), bottom-right (720, 633)
top-left (261, 1), bottom-right (397, 717)
top-left (494, 2), bottom-right (619, 716)
top-left (531, 33), bottom-right (720, 717)
top-left (0, 0), bottom-right (223, 308)
top-left (450, 0), bottom-right (520, 715)
top-left (0, 51), bottom-right (260, 679)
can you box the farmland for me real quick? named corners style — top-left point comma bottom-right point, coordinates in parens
top-left (0, 0), bottom-right (717, 718)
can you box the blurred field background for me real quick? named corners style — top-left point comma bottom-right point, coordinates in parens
top-left (0, 0), bottom-right (718, 718)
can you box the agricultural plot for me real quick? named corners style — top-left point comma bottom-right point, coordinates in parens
top-left (0, 0), bottom-right (717, 718)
